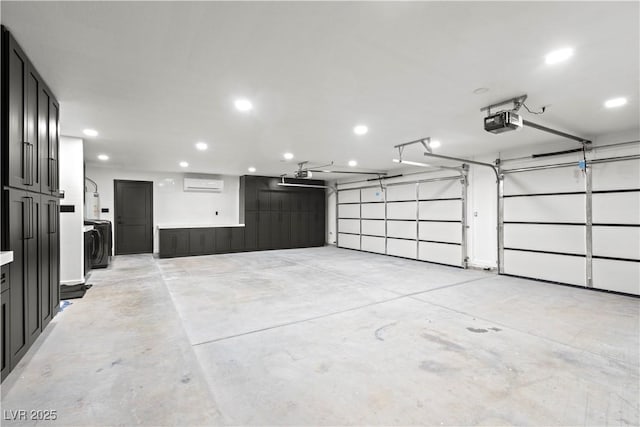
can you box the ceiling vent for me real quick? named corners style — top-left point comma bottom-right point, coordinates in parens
top-left (183, 178), bottom-right (224, 192)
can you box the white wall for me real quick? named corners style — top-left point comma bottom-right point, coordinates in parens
top-left (59, 136), bottom-right (85, 284)
top-left (85, 165), bottom-right (240, 253)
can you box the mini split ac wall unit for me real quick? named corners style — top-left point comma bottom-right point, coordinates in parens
top-left (183, 178), bottom-right (224, 192)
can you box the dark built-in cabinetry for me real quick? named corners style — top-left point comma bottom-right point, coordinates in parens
top-left (159, 176), bottom-right (326, 258)
top-left (1, 26), bottom-right (60, 382)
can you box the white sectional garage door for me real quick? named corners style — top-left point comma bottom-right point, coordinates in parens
top-left (591, 158), bottom-right (640, 295)
top-left (500, 155), bottom-right (640, 295)
top-left (337, 174), bottom-right (467, 267)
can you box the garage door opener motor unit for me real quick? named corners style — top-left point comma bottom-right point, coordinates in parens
top-left (484, 111), bottom-right (523, 134)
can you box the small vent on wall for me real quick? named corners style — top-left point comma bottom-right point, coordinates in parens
top-left (183, 178), bottom-right (224, 192)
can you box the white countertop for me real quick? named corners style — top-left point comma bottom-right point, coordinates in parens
top-left (82, 225), bottom-right (94, 232)
top-left (157, 224), bottom-right (245, 229)
top-left (1, 251), bottom-right (14, 267)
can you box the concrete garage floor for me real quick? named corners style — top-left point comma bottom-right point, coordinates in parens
top-left (2, 246), bottom-right (638, 426)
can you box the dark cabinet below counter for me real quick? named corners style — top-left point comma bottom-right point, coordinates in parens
top-left (159, 227), bottom-right (247, 258)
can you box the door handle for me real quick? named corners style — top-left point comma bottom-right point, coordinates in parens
top-left (52, 158), bottom-right (58, 192)
top-left (23, 197), bottom-right (34, 239)
top-left (23, 142), bottom-right (34, 185)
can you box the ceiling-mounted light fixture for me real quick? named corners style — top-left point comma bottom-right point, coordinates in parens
top-left (348, 160), bottom-right (357, 167)
top-left (83, 128), bottom-right (98, 137)
top-left (392, 158), bottom-right (432, 167)
top-left (179, 161), bottom-right (189, 168)
top-left (97, 154), bottom-right (109, 161)
top-left (429, 140), bottom-right (441, 149)
top-left (195, 142), bottom-right (208, 151)
top-left (604, 97), bottom-right (627, 108)
top-left (545, 47), bottom-right (574, 65)
top-left (248, 167), bottom-right (256, 173)
top-left (283, 152), bottom-right (294, 160)
top-left (234, 98), bottom-right (253, 112)
top-left (353, 125), bottom-right (368, 135)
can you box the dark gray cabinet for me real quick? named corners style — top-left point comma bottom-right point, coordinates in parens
top-left (159, 229), bottom-right (190, 258)
top-left (244, 212), bottom-right (258, 250)
top-left (215, 228), bottom-right (232, 253)
top-left (1, 268), bottom-right (10, 382)
top-left (231, 228), bottom-right (245, 252)
top-left (241, 176), bottom-right (326, 252)
top-left (4, 189), bottom-right (40, 368)
top-left (158, 176), bottom-right (326, 259)
top-left (1, 26), bottom-right (61, 382)
top-left (189, 228), bottom-right (214, 255)
top-left (40, 195), bottom-right (59, 329)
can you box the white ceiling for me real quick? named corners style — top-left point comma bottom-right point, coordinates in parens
top-left (2, 1), bottom-right (639, 177)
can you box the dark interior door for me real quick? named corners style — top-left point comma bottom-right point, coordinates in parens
top-left (114, 180), bottom-right (153, 255)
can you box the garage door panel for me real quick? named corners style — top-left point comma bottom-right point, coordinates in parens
top-left (361, 203), bottom-right (385, 219)
top-left (387, 183), bottom-right (416, 202)
top-left (504, 224), bottom-right (585, 255)
top-left (418, 179), bottom-right (460, 200)
top-left (418, 241), bottom-right (461, 266)
top-left (361, 187), bottom-right (384, 203)
top-left (592, 226), bottom-right (640, 260)
top-left (419, 222), bottom-right (461, 243)
top-left (338, 189), bottom-right (360, 204)
top-left (338, 219), bottom-right (360, 235)
top-left (387, 238), bottom-right (417, 259)
top-left (503, 250), bottom-right (585, 286)
top-left (504, 168), bottom-right (585, 196)
top-left (503, 194), bottom-right (585, 223)
top-left (592, 192), bottom-right (640, 224)
top-left (387, 220), bottom-right (417, 239)
top-left (592, 259), bottom-right (640, 295)
top-left (361, 236), bottom-right (385, 254)
top-left (592, 159), bottom-right (640, 191)
top-left (418, 200), bottom-right (462, 221)
top-left (361, 219), bottom-right (385, 237)
top-left (387, 202), bottom-right (416, 220)
top-left (337, 233), bottom-right (360, 250)
top-left (338, 204), bottom-right (360, 219)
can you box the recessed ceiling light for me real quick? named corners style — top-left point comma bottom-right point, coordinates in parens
top-left (545, 47), bottom-right (574, 65)
top-left (234, 98), bottom-right (253, 112)
top-left (283, 152), bottom-right (294, 160)
top-left (353, 125), bottom-right (368, 135)
top-left (430, 140), bottom-right (441, 149)
top-left (604, 97), bottom-right (627, 108)
top-left (195, 142), bottom-right (208, 151)
top-left (348, 160), bottom-right (357, 167)
top-left (83, 128), bottom-right (98, 137)
top-left (248, 167), bottom-right (256, 173)
top-left (97, 154), bottom-right (109, 161)
top-left (179, 161), bottom-right (189, 168)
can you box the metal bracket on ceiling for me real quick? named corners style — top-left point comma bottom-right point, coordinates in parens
top-left (480, 94), bottom-right (528, 115)
top-left (481, 94), bottom-right (592, 146)
top-left (394, 137), bottom-right (433, 162)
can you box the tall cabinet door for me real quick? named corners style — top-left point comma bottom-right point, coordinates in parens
top-left (49, 100), bottom-right (60, 194)
top-left (50, 198), bottom-right (60, 319)
top-left (38, 86), bottom-right (59, 195)
top-left (5, 32), bottom-right (28, 189)
top-left (5, 189), bottom-right (38, 365)
top-left (4, 31), bottom-right (40, 191)
top-left (39, 195), bottom-right (59, 329)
